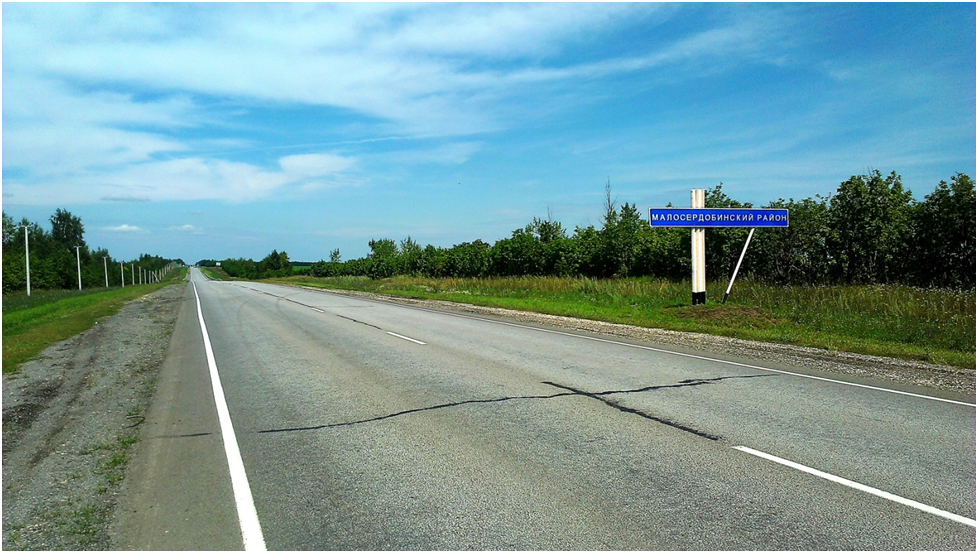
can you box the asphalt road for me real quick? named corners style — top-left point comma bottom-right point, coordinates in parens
top-left (116, 268), bottom-right (976, 550)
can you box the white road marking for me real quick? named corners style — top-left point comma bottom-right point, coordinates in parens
top-left (310, 307), bottom-right (325, 313)
top-left (387, 331), bottom-right (426, 345)
top-left (733, 445), bottom-right (977, 528)
top-left (193, 282), bottom-right (268, 551)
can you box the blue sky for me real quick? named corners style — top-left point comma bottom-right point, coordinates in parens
top-left (3, 3), bottom-right (975, 263)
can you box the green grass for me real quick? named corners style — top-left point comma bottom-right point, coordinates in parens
top-left (2, 269), bottom-right (186, 374)
top-left (270, 275), bottom-right (976, 369)
top-left (199, 266), bottom-right (230, 280)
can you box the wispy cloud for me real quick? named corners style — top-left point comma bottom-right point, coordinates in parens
top-left (2, 3), bottom-right (770, 207)
top-left (101, 195), bottom-right (152, 203)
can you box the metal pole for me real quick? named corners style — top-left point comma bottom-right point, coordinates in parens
top-left (20, 225), bottom-right (31, 296)
top-left (103, 256), bottom-right (109, 287)
top-left (723, 228), bottom-right (755, 304)
top-left (691, 189), bottom-right (706, 305)
top-left (74, 246), bottom-right (83, 290)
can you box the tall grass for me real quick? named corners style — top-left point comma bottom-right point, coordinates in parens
top-left (277, 274), bottom-right (975, 369)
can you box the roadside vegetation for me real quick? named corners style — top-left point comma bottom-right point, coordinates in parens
top-left (2, 208), bottom-right (184, 373)
top-left (3, 209), bottom-right (184, 294)
top-left (206, 171), bottom-right (976, 289)
top-left (2, 268), bottom-right (186, 374)
top-left (198, 265), bottom-right (230, 281)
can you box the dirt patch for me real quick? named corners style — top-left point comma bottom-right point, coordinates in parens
top-left (668, 305), bottom-right (784, 329)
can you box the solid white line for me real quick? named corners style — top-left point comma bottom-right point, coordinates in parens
top-left (733, 445), bottom-right (977, 528)
top-left (387, 331), bottom-right (426, 345)
top-left (193, 282), bottom-right (268, 551)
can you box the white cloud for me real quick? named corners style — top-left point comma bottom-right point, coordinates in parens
top-left (3, 150), bottom-right (358, 205)
top-left (105, 224), bottom-right (144, 233)
top-left (2, 77), bottom-right (191, 179)
top-left (169, 224), bottom-right (204, 235)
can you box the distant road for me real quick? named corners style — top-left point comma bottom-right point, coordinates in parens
top-left (117, 268), bottom-right (976, 550)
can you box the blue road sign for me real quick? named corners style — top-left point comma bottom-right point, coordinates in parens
top-left (649, 208), bottom-right (789, 228)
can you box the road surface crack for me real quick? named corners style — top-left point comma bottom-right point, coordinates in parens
top-left (257, 374), bottom-right (771, 438)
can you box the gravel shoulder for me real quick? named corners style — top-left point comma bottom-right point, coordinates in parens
top-left (2, 283), bottom-right (185, 550)
top-left (2, 280), bottom-right (972, 550)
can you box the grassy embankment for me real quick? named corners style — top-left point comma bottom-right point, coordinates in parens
top-left (198, 265), bottom-right (230, 280)
top-left (269, 274), bottom-right (976, 370)
top-left (2, 268), bottom-right (187, 374)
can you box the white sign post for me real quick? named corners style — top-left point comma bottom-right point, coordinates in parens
top-left (649, 191), bottom-right (789, 306)
top-left (690, 189), bottom-right (707, 305)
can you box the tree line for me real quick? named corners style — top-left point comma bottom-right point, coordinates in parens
top-left (2, 209), bottom-right (183, 294)
top-left (208, 170), bottom-right (975, 288)
top-left (201, 250), bottom-right (294, 280)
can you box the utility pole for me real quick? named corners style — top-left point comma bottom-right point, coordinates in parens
top-left (74, 246), bottom-right (83, 290)
top-left (131, 264), bottom-right (135, 286)
top-left (103, 256), bottom-right (109, 287)
top-left (18, 224), bottom-right (31, 296)
top-left (121, 262), bottom-right (125, 288)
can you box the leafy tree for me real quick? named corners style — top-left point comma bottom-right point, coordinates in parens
top-left (907, 173), bottom-right (976, 287)
top-left (446, 240), bottom-right (491, 278)
top-left (255, 249), bottom-right (291, 277)
top-left (2, 212), bottom-right (17, 247)
top-left (3, 213), bottom-right (27, 292)
top-left (572, 225), bottom-right (603, 278)
top-left (399, 237), bottom-right (425, 275)
top-left (530, 216), bottom-right (565, 244)
top-left (641, 227), bottom-right (688, 280)
top-left (367, 238), bottom-right (400, 278)
top-left (827, 170), bottom-right (913, 284)
top-left (748, 196), bottom-right (831, 284)
top-left (50, 208), bottom-right (85, 248)
top-left (599, 202), bottom-right (646, 277)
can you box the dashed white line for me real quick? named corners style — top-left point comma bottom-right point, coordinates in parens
top-left (193, 282), bottom-right (267, 550)
top-left (310, 307), bottom-right (325, 313)
top-left (733, 445), bottom-right (976, 528)
top-left (387, 331), bottom-right (426, 345)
